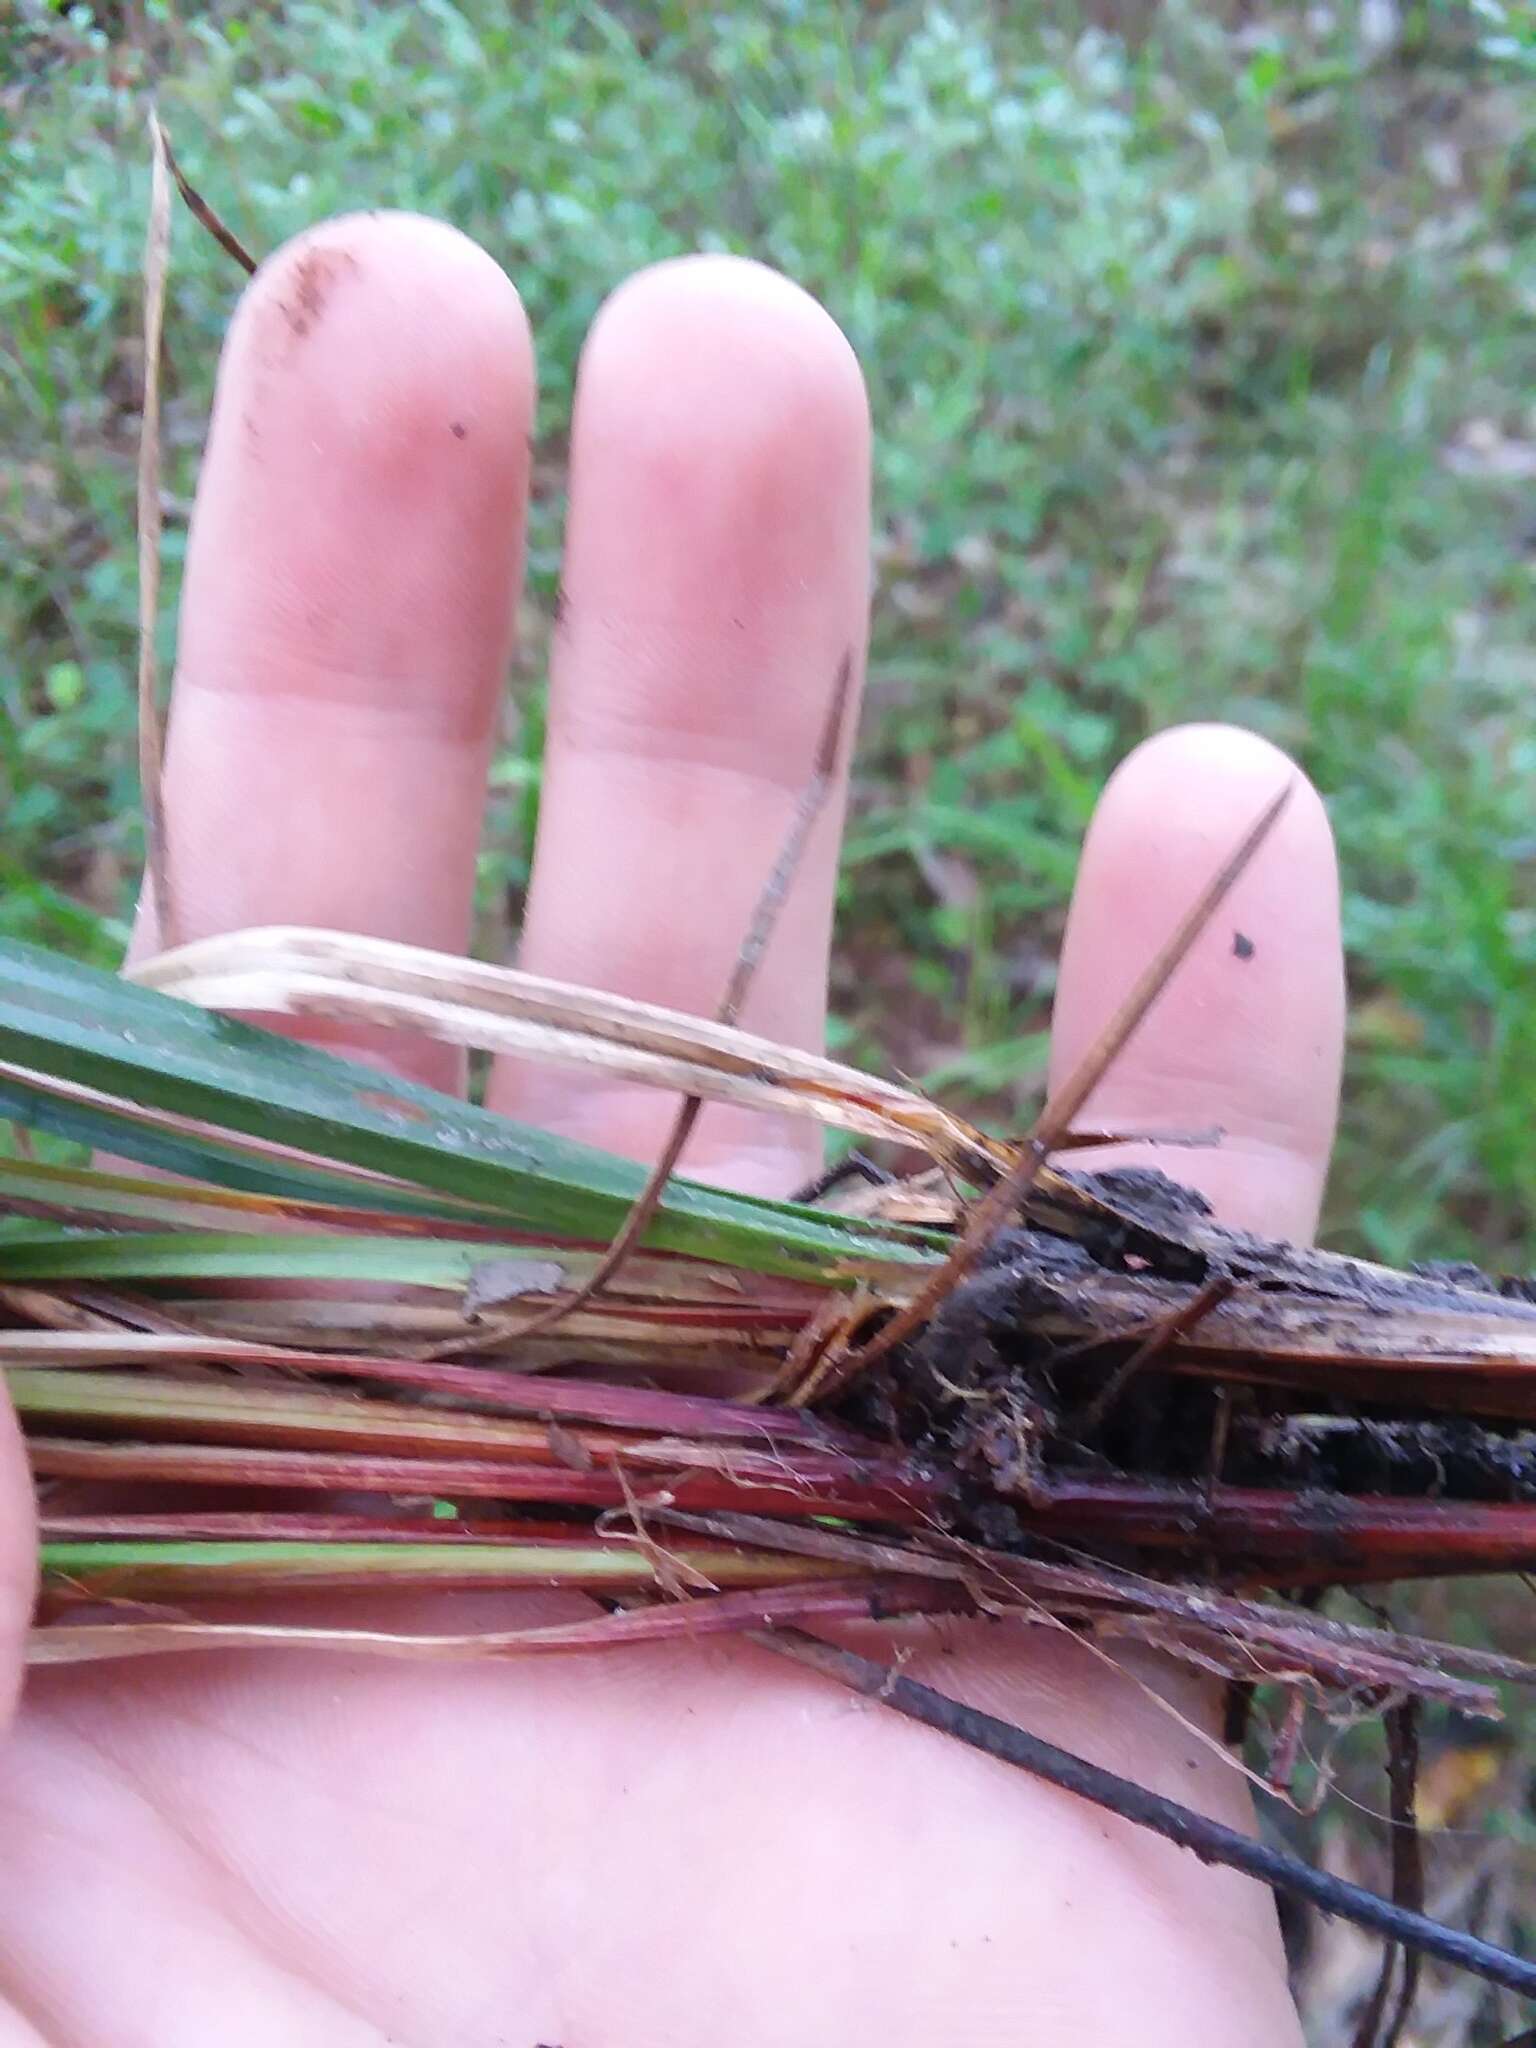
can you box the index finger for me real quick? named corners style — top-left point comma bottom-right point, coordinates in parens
top-left (131, 212), bottom-right (534, 1093)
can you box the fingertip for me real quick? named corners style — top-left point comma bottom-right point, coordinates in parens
top-left (224, 207), bottom-right (535, 491)
top-left (186, 209), bottom-right (534, 736)
top-left (1092, 723), bottom-right (1327, 843)
top-left (580, 251), bottom-right (869, 443)
top-left (231, 207), bottom-right (534, 410)
top-left (1050, 723), bottom-right (1344, 1241)
top-left (561, 254), bottom-right (871, 742)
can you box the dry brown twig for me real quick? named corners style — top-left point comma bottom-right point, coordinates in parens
top-left (155, 119), bottom-right (258, 276)
top-left (137, 111), bottom-right (176, 948)
top-left (433, 652), bottom-right (855, 1353)
top-left (791, 781), bottom-right (1293, 1401)
top-left (752, 1628), bottom-right (1536, 2003)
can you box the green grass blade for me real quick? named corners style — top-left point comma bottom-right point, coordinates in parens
top-left (0, 1226), bottom-right (817, 1319)
top-left (38, 1539), bottom-right (823, 1589)
top-left (0, 940), bottom-right (938, 1280)
top-left (0, 1148), bottom-right (514, 1233)
top-left (0, 1072), bottom-right (505, 1220)
top-left (0, 1229), bottom-right (489, 1289)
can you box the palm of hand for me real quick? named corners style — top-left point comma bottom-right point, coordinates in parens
top-left (0, 214), bottom-right (1342, 2046)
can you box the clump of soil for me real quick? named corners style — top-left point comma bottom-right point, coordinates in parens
top-left (850, 1166), bottom-right (1536, 1560)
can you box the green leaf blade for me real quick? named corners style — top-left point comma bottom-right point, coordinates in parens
top-left (0, 940), bottom-right (940, 1281)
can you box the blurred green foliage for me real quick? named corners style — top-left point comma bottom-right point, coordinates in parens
top-left (2, 0), bottom-right (1534, 1262)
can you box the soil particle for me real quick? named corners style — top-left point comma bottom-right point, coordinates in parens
top-left (874, 1156), bottom-right (1536, 1557)
top-left (1233, 930), bottom-right (1255, 960)
top-left (1289, 1486), bottom-right (1355, 1562)
top-left (1413, 1260), bottom-right (1500, 1295)
top-left (278, 246), bottom-right (357, 340)
top-left (450, 420), bottom-right (468, 439)
top-left (1084, 1165), bottom-right (1214, 1229)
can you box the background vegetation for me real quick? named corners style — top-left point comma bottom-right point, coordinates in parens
top-left (3, 2), bottom-right (1534, 1261)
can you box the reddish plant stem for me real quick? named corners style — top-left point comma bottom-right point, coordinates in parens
top-left (25, 1434), bottom-right (935, 1522)
top-left (37, 1512), bottom-right (581, 1543)
top-left (1015, 1478), bottom-right (1536, 1576)
top-left (1, 1332), bottom-right (845, 1442)
top-left (35, 1577), bottom-right (964, 1657)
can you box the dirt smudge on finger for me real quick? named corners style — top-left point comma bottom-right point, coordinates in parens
top-left (278, 246), bottom-right (359, 341)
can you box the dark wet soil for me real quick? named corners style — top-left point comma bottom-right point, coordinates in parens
top-left (855, 1166), bottom-right (1536, 1547)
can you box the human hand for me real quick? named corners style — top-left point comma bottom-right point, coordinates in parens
top-left (0, 214), bottom-right (1342, 2045)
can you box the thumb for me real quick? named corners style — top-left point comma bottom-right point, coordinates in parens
top-left (0, 1392), bottom-right (35, 1728)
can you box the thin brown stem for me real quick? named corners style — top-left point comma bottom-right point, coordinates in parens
top-left (1381, 1699), bottom-right (1425, 2048)
top-left (138, 112), bottom-right (176, 947)
top-left (155, 117), bottom-right (259, 276)
top-left (1029, 780), bottom-right (1292, 1148)
top-left (441, 654), bottom-right (854, 1354)
top-left (755, 1627), bottom-right (1536, 2004)
top-left (817, 784), bottom-right (1292, 1389)
top-left (1075, 1273), bottom-right (1235, 1438)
